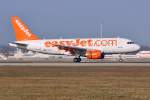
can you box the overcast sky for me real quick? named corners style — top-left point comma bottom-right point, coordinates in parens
top-left (0, 0), bottom-right (150, 46)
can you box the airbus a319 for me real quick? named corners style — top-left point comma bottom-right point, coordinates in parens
top-left (9, 16), bottom-right (140, 62)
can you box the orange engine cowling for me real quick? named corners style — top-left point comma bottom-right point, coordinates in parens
top-left (85, 50), bottom-right (103, 59)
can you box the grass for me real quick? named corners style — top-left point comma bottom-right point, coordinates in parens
top-left (0, 65), bottom-right (149, 100)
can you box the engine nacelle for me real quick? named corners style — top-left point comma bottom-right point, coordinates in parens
top-left (85, 50), bottom-right (104, 59)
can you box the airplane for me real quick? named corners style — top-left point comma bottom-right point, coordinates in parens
top-left (9, 16), bottom-right (140, 62)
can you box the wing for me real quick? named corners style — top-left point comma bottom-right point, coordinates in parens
top-left (9, 42), bottom-right (87, 56)
top-left (55, 45), bottom-right (87, 56)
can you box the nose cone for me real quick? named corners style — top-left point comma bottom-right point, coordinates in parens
top-left (134, 44), bottom-right (140, 51)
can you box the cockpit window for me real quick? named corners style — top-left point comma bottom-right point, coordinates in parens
top-left (127, 41), bottom-right (134, 44)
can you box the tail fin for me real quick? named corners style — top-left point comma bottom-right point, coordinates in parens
top-left (11, 16), bottom-right (39, 41)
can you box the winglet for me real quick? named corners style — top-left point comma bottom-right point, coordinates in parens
top-left (11, 16), bottom-right (39, 41)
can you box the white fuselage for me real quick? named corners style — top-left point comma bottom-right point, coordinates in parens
top-left (10, 38), bottom-right (140, 55)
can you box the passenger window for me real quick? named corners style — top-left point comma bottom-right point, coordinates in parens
top-left (127, 42), bottom-right (134, 44)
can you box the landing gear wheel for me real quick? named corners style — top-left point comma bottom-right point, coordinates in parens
top-left (73, 58), bottom-right (78, 62)
top-left (78, 58), bottom-right (81, 62)
top-left (119, 59), bottom-right (123, 62)
top-left (73, 58), bottom-right (81, 63)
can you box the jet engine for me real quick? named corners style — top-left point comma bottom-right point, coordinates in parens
top-left (85, 50), bottom-right (104, 59)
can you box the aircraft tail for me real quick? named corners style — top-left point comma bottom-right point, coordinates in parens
top-left (11, 16), bottom-right (39, 41)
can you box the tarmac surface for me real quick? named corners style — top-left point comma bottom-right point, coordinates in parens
top-left (2, 56), bottom-right (150, 63)
top-left (0, 62), bottom-right (150, 67)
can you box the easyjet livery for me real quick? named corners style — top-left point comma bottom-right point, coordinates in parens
top-left (9, 16), bottom-right (140, 62)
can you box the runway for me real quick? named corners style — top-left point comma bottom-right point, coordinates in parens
top-left (0, 62), bottom-right (150, 67)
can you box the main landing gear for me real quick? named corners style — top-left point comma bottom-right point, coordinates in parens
top-left (73, 57), bottom-right (81, 63)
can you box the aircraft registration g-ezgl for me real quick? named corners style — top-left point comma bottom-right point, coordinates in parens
top-left (9, 16), bottom-right (140, 62)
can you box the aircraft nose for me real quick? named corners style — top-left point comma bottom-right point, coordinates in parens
top-left (135, 44), bottom-right (140, 51)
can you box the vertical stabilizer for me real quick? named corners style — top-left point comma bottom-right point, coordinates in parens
top-left (11, 16), bottom-right (39, 41)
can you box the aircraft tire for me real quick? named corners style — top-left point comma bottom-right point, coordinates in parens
top-left (73, 58), bottom-right (81, 63)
